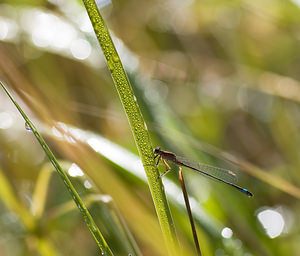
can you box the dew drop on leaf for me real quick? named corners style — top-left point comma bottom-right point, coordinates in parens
top-left (25, 122), bottom-right (32, 132)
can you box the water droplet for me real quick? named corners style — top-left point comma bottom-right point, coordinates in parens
top-left (112, 54), bottom-right (119, 62)
top-left (25, 122), bottom-right (32, 131)
top-left (91, 224), bottom-right (97, 232)
top-left (107, 59), bottom-right (114, 71)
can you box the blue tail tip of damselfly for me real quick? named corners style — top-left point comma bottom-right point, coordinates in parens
top-left (243, 189), bottom-right (253, 198)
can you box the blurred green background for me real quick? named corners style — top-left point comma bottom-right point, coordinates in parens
top-left (1, 0), bottom-right (300, 255)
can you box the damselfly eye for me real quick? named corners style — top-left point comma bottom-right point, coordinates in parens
top-left (154, 146), bottom-right (161, 154)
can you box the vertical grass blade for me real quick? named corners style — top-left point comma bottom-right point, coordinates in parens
top-left (80, 1), bottom-right (178, 254)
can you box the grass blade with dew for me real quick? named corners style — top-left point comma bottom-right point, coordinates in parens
top-left (0, 81), bottom-right (114, 256)
top-left (80, 1), bottom-right (179, 254)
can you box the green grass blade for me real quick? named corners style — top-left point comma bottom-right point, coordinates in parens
top-left (106, 199), bottom-right (143, 256)
top-left (80, 1), bottom-right (179, 254)
top-left (0, 81), bottom-right (114, 256)
top-left (0, 168), bottom-right (35, 230)
top-left (31, 163), bottom-right (54, 218)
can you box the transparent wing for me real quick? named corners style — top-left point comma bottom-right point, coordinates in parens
top-left (176, 156), bottom-right (238, 183)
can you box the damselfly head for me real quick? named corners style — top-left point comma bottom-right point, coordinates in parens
top-left (154, 146), bottom-right (161, 154)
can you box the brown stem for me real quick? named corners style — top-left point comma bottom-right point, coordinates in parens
top-left (179, 168), bottom-right (201, 256)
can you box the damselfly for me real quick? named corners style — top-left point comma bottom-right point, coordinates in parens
top-left (154, 147), bottom-right (253, 197)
